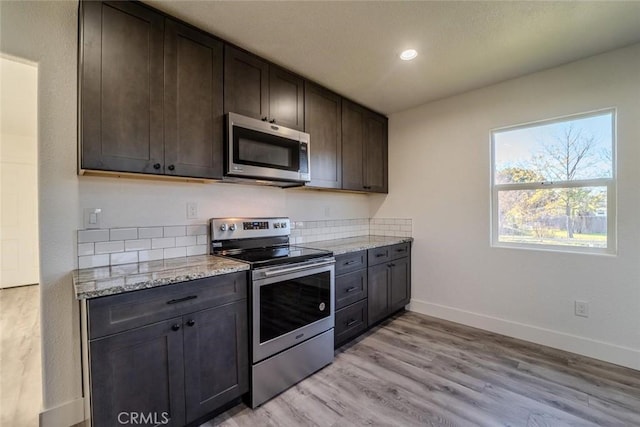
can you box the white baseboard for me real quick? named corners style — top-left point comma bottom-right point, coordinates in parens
top-left (39, 398), bottom-right (85, 427)
top-left (408, 299), bottom-right (640, 371)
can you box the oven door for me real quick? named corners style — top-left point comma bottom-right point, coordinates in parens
top-left (252, 258), bottom-right (334, 363)
top-left (227, 113), bottom-right (310, 182)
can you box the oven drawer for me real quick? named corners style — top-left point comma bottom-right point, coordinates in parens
top-left (335, 269), bottom-right (367, 310)
top-left (335, 250), bottom-right (367, 275)
top-left (335, 299), bottom-right (368, 347)
top-left (88, 272), bottom-right (247, 339)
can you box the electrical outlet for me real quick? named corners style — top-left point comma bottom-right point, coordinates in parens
top-left (83, 208), bottom-right (102, 229)
top-left (575, 300), bottom-right (589, 318)
top-left (187, 202), bottom-right (198, 219)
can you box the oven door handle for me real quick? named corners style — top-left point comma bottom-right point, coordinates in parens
top-left (261, 259), bottom-right (335, 277)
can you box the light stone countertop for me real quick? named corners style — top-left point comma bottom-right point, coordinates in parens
top-left (303, 235), bottom-right (413, 255)
top-left (73, 255), bottom-right (249, 299)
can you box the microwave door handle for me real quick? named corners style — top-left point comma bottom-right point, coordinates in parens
top-left (262, 259), bottom-right (334, 277)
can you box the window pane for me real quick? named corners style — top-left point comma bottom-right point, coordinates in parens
top-left (497, 186), bottom-right (607, 248)
top-left (494, 112), bottom-right (613, 184)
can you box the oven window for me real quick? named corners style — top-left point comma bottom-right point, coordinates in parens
top-left (260, 271), bottom-right (331, 343)
top-left (234, 127), bottom-right (299, 171)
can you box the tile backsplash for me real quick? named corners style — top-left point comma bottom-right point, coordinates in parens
top-left (290, 218), bottom-right (412, 245)
top-left (76, 218), bottom-right (412, 268)
top-left (77, 225), bottom-right (208, 269)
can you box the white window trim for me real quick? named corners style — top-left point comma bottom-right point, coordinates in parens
top-left (490, 108), bottom-right (617, 255)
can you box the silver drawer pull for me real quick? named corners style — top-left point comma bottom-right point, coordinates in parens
top-left (166, 295), bottom-right (198, 305)
top-left (344, 260), bottom-right (357, 265)
top-left (345, 286), bottom-right (358, 293)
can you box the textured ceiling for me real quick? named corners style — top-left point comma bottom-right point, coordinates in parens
top-left (147, 1), bottom-right (640, 115)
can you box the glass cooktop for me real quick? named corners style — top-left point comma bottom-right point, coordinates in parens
top-left (217, 245), bottom-right (332, 268)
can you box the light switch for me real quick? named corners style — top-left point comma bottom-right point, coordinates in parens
top-left (84, 208), bottom-right (102, 229)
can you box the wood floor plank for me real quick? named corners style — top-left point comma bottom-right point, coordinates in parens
top-left (206, 311), bottom-right (640, 427)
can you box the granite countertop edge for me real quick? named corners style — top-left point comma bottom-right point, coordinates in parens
top-left (73, 256), bottom-right (250, 300)
top-left (73, 235), bottom-right (413, 300)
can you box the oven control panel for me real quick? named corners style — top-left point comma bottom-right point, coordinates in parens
top-left (210, 217), bottom-right (290, 240)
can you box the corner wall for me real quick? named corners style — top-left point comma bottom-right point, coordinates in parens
top-left (371, 43), bottom-right (640, 369)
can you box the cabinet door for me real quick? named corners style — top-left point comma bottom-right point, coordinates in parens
top-left (389, 257), bottom-right (410, 312)
top-left (164, 20), bottom-right (223, 179)
top-left (183, 300), bottom-right (248, 423)
top-left (81, 1), bottom-right (164, 174)
top-left (364, 113), bottom-right (388, 193)
top-left (269, 66), bottom-right (304, 130)
top-left (305, 82), bottom-right (342, 188)
top-left (90, 318), bottom-right (186, 427)
top-left (224, 46), bottom-right (269, 120)
top-left (367, 263), bottom-right (390, 326)
top-left (341, 100), bottom-right (365, 191)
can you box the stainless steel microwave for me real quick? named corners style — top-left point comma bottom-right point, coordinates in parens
top-left (225, 113), bottom-right (310, 187)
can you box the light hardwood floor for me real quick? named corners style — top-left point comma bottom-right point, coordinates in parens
top-left (206, 311), bottom-right (640, 427)
top-left (0, 285), bottom-right (41, 427)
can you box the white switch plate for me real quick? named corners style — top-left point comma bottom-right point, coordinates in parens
top-left (187, 202), bottom-right (198, 219)
top-left (83, 208), bottom-right (102, 229)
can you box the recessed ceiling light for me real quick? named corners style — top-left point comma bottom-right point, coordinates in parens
top-left (399, 49), bottom-right (418, 61)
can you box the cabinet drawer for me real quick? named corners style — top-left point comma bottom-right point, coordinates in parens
top-left (368, 246), bottom-right (392, 266)
top-left (390, 243), bottom-right (410, 260)
top-left (335, 299), bottom-right (368, 347)
top-left (335, 250), bottom-right (367, 275)
top-left (88, 272), bottom-right (247, 339)
top-left (335, 269), bottom-right (367, 310)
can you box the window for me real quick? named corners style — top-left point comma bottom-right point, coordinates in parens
top-left (491, 110), bottom-right (615, 253)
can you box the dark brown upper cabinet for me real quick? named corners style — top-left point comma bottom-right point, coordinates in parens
top-left (80, 1), bottom-right (165, 174)
top-left (164, 19), bottom-right (224, 179)
top-left (79, 1), bottom-right (387, 189)
top-left (304, 82), bottom-right (342, 189)
top-left (80, 2), bottom-right (224, 179)
top-left (224, 45), bottom-right (304, 131)
top-left (342, 100), bottom-right (388, 193)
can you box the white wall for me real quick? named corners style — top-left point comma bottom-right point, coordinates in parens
top-left (371, 43), bottom-right (640, 370)
top-left (0, 2), bottom-right (81, 425)
top-left (0, 2), bottom-right (369, 424)
top-left (78, 178), bottom-right (369, 228)
top-left (1, 57), bottom-right (39, 287)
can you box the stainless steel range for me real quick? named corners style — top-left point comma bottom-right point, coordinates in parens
top-left (210, 217), bottom-right (335, 408)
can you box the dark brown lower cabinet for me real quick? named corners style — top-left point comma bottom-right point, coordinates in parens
top-left (184, 301), bottom-right (248, 422)
top-left (335, 299), bottom-right (368, 347)
top-left (90, 318), bottom-right (186, 427)
top-left (87, 274), bottom-right (248, 427)
top-left (368, 254), bottom-right (411, 326)
top-left (333, 244), bottom-right (411, 348)
top-left (367, 262), bottom-right (391, 325)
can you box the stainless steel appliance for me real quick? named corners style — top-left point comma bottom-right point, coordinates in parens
top-left (210, 217), bottom-right (334, 408)
top-left (225, 113), bottom-right (310, 187)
